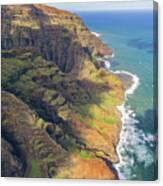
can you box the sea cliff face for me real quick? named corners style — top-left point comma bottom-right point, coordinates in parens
top-left (1, 4), bottom-right (125, 179)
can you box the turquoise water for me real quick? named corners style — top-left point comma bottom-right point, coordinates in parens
top-left (77, 10), bottom-right (157, 180)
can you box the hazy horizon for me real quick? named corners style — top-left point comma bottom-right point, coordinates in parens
top-left (47, 0), bottom-right (153, 12)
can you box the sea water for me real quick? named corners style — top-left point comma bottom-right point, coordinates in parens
top-left (77, 10), bottom-right (157, 180)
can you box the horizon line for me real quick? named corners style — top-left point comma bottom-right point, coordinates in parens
top-left (47, 1), bottom-right (153, 12)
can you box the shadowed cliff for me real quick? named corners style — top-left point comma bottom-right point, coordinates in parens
top-left (1, 4), bottom-right (124, 179)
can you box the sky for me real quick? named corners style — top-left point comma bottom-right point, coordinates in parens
top-left (47, 0), bottom-right (153, 12)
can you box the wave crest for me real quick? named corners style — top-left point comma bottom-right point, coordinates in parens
top-left (102, 57), bottom-right (155, 179)
top-left (91, 31), bottom-right (101, 37)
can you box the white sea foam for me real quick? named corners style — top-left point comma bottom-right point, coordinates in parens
top-left (115, 104), bottom-right (155, 179)
top-left (114, 70), bottom-right (140, 96)
top-left (96, 52), bottom-right (115, 70)
top-left (103, 58), bottom-right (155, 179)
top-left (91, 31), bottom-right (101, 37)
top-left (96, 57), bottom-right (111, 69)
top-left (111, 53), bottom-right (115, 58)
top-left (114, 71), bottom-right (155, 179)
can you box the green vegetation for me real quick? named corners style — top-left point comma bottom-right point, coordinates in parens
top-left (12, 19), bottom-right (39, 29)
top-left (1, 4), bottom-right (125, 179)
top-left (50, 95), bottom-right (66, 107)
top-left (2, 58), bottom-right (30, 85)
top-left (91, 52), bottom-right (100, 69)
top-left (92, 52), bottom-right (97, 64)
top-left (79, 150), bottom-right (92, 159)
top-left (57, 134), bottom-right (78, 152)
top-left (77, 102), bottom-right (118, 126)
top-left (25, 159), bottom-right (42, 178)
top-left (36, 118), bottom-right (45, 129)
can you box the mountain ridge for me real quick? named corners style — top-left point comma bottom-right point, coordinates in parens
top-left (1, 4), bottom-right (125, 179)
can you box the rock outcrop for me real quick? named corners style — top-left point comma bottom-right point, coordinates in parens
top-left (1, 4), bottom-right (125, 179)
top-left (2, 4), bottom-right (112, 73)
top-left (1, 137), bottom-right (24, 177)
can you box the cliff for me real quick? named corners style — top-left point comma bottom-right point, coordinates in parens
top-left (2, 4), bottom-right (112, 73)
top-left (1, 4), bottom-right (125, 179)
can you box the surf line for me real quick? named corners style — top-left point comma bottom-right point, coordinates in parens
top-left (114, 70), bottom-right (140, 179)
top-left (101, 56), bottom-right (140, 179)
top-left (91, 31), bottom-right (101, 37)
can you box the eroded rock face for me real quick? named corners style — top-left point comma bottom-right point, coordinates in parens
top-left (1, 4), bottom-right (125, 179)
top-left (1, 4), bottom-right (112, 73)
top-left (1, 138), bottom-right (24, 177)
top-left (1, 91), bottom-right (70, 178)
top-left (1, 91), bottom-right (118, 179)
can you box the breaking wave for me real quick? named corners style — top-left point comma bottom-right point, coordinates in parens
top-left (103, 58), bottom-right (155, 179)
top-left (91, 31), bottom-right (101, 37)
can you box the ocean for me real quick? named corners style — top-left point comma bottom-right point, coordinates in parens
top-left (76, 10), bottom-right (157, 180)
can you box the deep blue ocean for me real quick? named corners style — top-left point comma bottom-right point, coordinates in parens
top-left (76, 10), bottom-right (157, 180)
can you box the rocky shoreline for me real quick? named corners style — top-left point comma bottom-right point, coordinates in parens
top-left (1, 4), bottom-right (126, 179)
top-left (115, 71), bottom-right (140, 179)
top-left (95, 55), bottom-right (140, 179)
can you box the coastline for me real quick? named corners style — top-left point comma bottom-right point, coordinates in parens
top-left (115, 71), bottom-right (140, 179)
top-left (1, 4), bottom-right (156, 180)
top-left (1, 4), bottom-right (130, 179)
top-left (101, 56), bottom-right (140, 179)
top-left (91, 31), bottom-right (101, 37)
